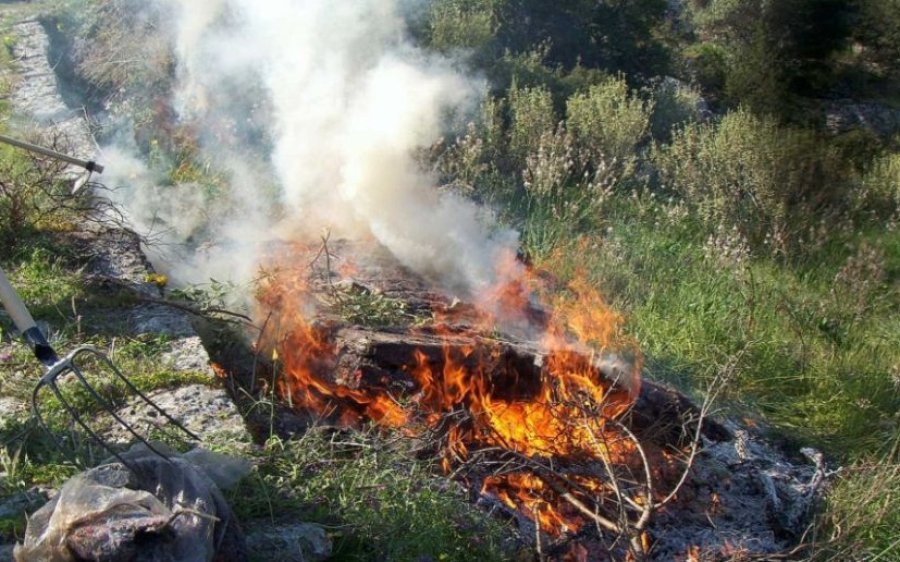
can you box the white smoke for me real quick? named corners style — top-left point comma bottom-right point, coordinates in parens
top-left (118, 0), bottom-right (518, 296)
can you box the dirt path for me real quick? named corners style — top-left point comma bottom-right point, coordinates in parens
top-left (7, 17), bottom-right (96, 158)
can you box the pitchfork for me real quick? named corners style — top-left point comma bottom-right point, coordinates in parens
top-left (0, 265), bottom-right (201, 467)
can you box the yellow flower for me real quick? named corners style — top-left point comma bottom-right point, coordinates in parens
top-left (145, 273), bottom-right (168, 288)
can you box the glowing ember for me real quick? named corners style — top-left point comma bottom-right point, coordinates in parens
top-left (255, 242), bottom-right (644, 537)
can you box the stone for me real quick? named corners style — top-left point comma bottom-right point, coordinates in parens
top-left (245, 523), bottom-right (333, 562)
top-left (161, 336), bottom-right (214, 375)
top-left (0, 489), bottom-right (48, 521)
top-left (105, 384), bottom-right (250, 446)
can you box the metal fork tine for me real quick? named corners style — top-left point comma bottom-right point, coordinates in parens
top-left (39, 374), bottom-right (136, 471)
top-left (65, 359), bottom-right (175, 461)
top-left (80, 349), bottom-right (202, 442)
top-left (31, 380), bottom-right (82, 468)
top-left (4, 263), bottom-right (198, 470)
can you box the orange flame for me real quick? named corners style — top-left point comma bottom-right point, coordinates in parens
top-left (256, 244), bottom-right (643, 537)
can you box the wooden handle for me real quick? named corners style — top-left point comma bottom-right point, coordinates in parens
top-left (0, 265), bottom-right (38, 333)
top-left (0, 265), bottom-right (59, 367)
top-left (0, 133), bottom-right (104, 173)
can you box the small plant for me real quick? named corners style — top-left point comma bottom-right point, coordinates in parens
top-left (169, 278), bottom-right (241, 311)
top-left (331, 286), bottom-right (415, 328)
top-left (857, 151), bottom-right (900, 219)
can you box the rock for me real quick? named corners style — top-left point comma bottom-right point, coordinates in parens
top-left (0, 489), bottom-right (48, 520)
top-left (245, 523), bottom-right (333, 562)
top-left (107, 384), bottom-right (250, 445)
top-left (824, 99), bottom-right (900, 137)
top-left (130, 304), bottom-right (195, 337)
top-left (72, 228), bottom-right (163, 297)
top-left (161, 336), bottom-right (214, 375)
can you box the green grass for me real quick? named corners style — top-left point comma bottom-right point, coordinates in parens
top-left (229, 430), bottom-right (510, 562)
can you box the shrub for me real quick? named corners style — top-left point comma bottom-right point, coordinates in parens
top-left (507, 83), bottom-right (556, 167)
top-left (680, 42), bottom-right (728, 95)
top-left (854, 0), bottom-right (900, 82)
top-left (722, 30), bottom-right (786, 115)
top-left (653, 108), bottom-right (850, 254)
top-left (428, 0), bottom-right (497, 52)
top-left (649, 77), bottom-right (706, 141)
top-left (565, 76), bottom-right (653, 181)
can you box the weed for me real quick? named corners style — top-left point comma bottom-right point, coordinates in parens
top-left (813, 453), bottom-right (900, 560)
top-left (331, 287), bottom-right (416, 328)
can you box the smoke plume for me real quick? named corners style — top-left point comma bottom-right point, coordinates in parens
top-left (109, 0), bottom-right (519, 297)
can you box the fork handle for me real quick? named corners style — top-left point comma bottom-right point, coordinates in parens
top-left (0, 265), bottom-right (59, 366)
top-left (0, 265), bottom-right (36, 333)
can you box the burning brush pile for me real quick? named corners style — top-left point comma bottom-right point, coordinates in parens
top-left (246, 238), bottom-right (826, 561)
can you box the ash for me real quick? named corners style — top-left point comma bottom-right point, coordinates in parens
top-left (648, 423), bottom-right (828, 560)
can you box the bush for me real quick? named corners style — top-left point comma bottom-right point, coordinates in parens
top-left (428, 0), bottom-right (497, 52)
top-left (687, 0), bottom-right (855, 114)
top-left (507, 83), bottom-right (556, 167)
top-left (648, 77), bottom-right (706, 141)
top-left (0, 135), bottom-right (82, 247)
top-left (854, 0), bottom-right (900, 82)
top-left (721, 27), bottom-right (785, 115)
top-left (680, 42), bottom-right (728, 95)
top-left (653, 108), bottom-right (851, 254)
top-left (565, 76), bottom-right (653, 181)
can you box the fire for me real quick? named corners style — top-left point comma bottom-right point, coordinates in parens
top-left (257, 264), bottom-right (409, 428)
top-left (481, 473), bottom-right (578, 536)
top-left (255, 242), bottom-right (644, 537)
